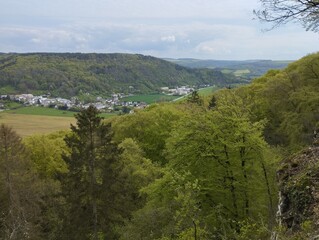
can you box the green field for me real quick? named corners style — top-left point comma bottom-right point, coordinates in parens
top-left (198, 86), bottom-right (220, 96)
top-left (6, 106), bottom-right (76, 117)
top-left (122, 88), bottom-right (220, 104)
top-left (4, 106), bottom-right (116, 118)
top-left (121, 94), bottom-right (180, 104)
top-left (233, 69), bottom-right (250, 77)
top-left (0, 107), bottom-right (116, 137)
top-left (0, 113), bottom-right (76, 137)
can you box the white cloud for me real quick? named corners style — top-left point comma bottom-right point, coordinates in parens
top-left (0, 0), bottom-right (318, 59)
top-left (161, 35), bottom-right (176, 42)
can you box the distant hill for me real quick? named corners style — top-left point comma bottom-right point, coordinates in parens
top-left (165, 58), bottom-right (292, 80)
top-left (0, 53), bottom-right (238, 98)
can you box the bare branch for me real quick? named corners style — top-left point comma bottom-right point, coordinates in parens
top-left (255, 0), bottom-right (319, 32)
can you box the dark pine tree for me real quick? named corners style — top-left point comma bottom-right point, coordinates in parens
top-left (208, 95), bottom-right (217, 110)
top-left (61, 105), bottom-right (119, 240)
top-left (187, 90), bottom-right (203, 106)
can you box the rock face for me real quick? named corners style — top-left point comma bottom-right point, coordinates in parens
top-left (277, 144), bottom-right (319, 237)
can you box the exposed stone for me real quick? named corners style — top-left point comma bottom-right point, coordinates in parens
top-left (277, 145), bottom-right (319, 237)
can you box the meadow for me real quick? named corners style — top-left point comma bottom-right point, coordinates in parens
top-left (0, 113), bottom-right (75, 137)
top-left (198, 85), bottom-right (220, 96)
top-left (121, 94), bottom-right (180, 104)
top-left (6, 106), bottom-right (76, 117)
top-left (0, 107), bottom-right (116, 137)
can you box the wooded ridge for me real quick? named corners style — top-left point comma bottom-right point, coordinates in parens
top-left (0, 53), bottom-right (238, 98)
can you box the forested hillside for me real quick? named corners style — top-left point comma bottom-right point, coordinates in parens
top-left (0, 52), bottom-right (318, 239)
top-left (166, 58), bottom-right (291, 80)
top-left (0, 53), bottom-right (237, 97)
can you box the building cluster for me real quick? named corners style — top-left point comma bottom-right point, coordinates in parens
top-left (0, 94), bottom-right (147, 112)
top-left (160, 86), bottom-right (195, 95)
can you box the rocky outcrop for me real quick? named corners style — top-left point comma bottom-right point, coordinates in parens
top-left (277, 144), bottom-right (319, 238)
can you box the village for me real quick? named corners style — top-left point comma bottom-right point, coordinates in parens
top-left (0, 93), bottom-right (146, 112)
top-left (0, 85), bottom-right (197, 112)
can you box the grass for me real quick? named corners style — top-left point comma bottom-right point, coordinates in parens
top-left (122, 88), bottom-right (219, 104)
top-left (221, 69), bottom-right (233, 74)
top-left (4, 101), bottom-right (23, 109)
top-left (121, 94), bottom-right (180, 104)
top-left (0, 107), bottom-right (117, 137)
top-left (172, 86), bottom-right (221, 102)
top-left (198, 86), bottom-right (221, 96)
top-left (6, 106), bottom-right (76, 117)
top-left (233, 69), bottom-right (250, 77)
top-left (4, 106), bottom-right (116, 118)
top-left (0, 113), bottom-right (76, 137)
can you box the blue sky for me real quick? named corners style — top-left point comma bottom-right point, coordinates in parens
top-left (0, 0), bottom-right (318, 60)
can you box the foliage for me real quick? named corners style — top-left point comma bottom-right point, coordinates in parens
top-left (120, 170), bottom-right (209, 240)
top-left (242, 52), bottom-right (319, 151)
top-left (0, 124), bottom-right (43, 239)
top-left (0, 53), bottom-right (236, 97)
top-left (237, 219), bottom-right (270, 240)
top-left (186, 90), bottom-right (204, 105)
top-left (167, 58), bottom-right (291, 80)
top-left (24, 131), bottom-right (69, 177)
top-left (60, 105), bottom-right (120, 239)
top-left (1, 52), bottom-right (319, 239)
top-left (111, 103), bottom-right (183, 165)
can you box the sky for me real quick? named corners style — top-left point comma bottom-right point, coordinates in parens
top-left (0, 0), bottom-right (318, 60)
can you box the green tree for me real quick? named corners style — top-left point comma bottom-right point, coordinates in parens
top-left (0, 124), bottom-right (42, 240)
top-left (24, 132), bottom-right (69, 240)
top-left (61, 106), bottom-right (119, 240)
top-left (24, 131), bottom-right (68, 178)
top-left (187, 90), bottom-right (203, 106)
top-left (208, 95), bottom-right (217, 109)
top-left (245, 53), bottom-right (319, 151)
top-left (112, 138), bottom-right (161, 233)
top-left (111, 104), bottom-right (182, 165)
top-left (164, 90), bottom-right (278, 237)
top-left (120, 170), bottom-right (209, 240)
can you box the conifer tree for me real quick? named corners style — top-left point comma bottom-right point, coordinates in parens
top-left (187, 90), bottom-right (203, 106)
top-left (61, 106), bottom-right (119, 240)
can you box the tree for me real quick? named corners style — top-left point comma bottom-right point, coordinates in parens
top-left (120, 170), bottom-right (209, 240)
top-left (24, 131), bottom-right (68, 178)
top-left (111, 104), bottom-right (182, 165)
top-left (187, 90), bottom-right (203, 106)
top-left (254, 0), bottom-right (319, 32)
top-left (164, 90), bottom-right (278, 237)
top-left (0, 124), bottom-right (42, 240)
top-left (245, 53), bottom-right (319, 151)
top-left (24, 132), bottom-right (69, 239)
top-left (208, 95), bottom-right (217, 109)
top-left (61, 106), bottom-right (119, 240)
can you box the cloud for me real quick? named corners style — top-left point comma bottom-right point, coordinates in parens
top-left (0, 26), bottom-right (90, 52)
top-left (0, 2), bottom-right (318, 60)
top-left (161, 35), bottom-right (176, 42)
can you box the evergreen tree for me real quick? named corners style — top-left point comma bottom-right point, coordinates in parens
top-left (61, 106), bottom-right (119, 240)
top-left (187, 90), bottom-right (203, 106)
top-left (208, 95), bottom-right (217, 109)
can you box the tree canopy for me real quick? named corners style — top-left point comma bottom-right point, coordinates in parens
top-left (1, 52), bottom-right (319, 239)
